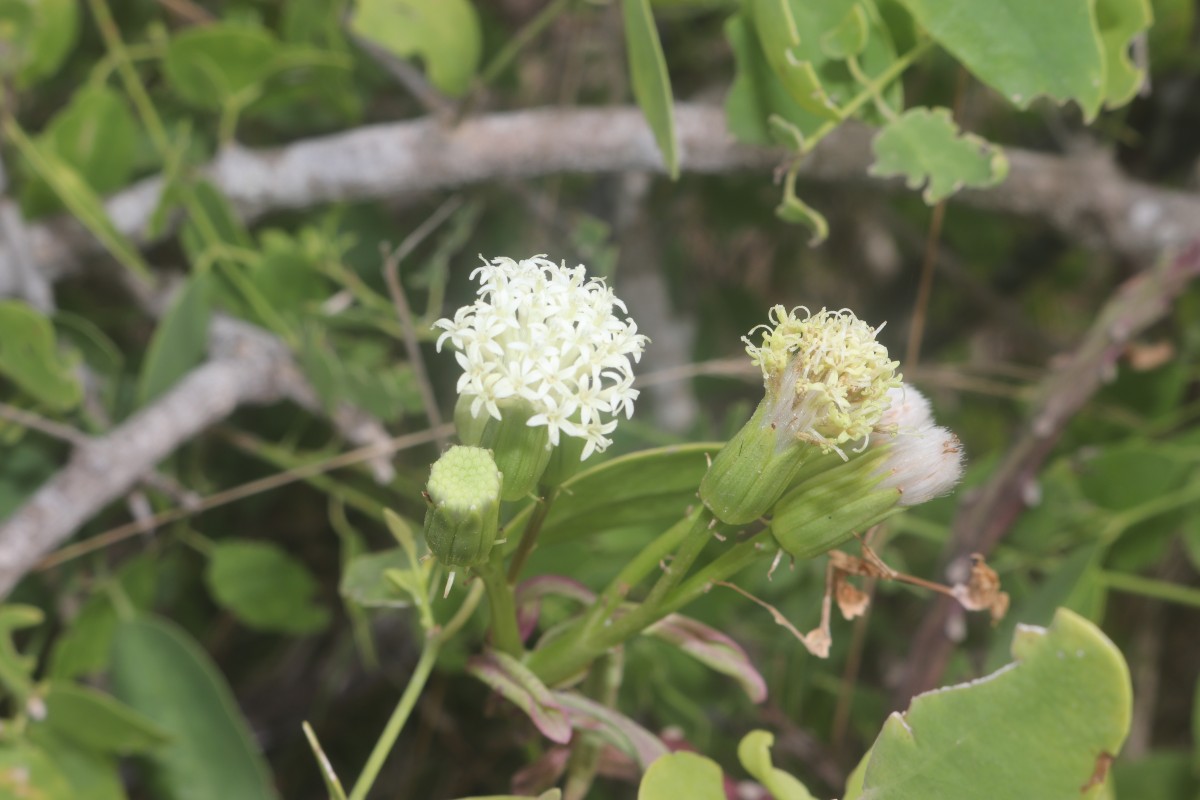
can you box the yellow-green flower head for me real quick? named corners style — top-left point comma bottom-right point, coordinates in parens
top-left (744, 305), bottom-right (901, 457)
top-left (435, 256), bottom-right (648, 461)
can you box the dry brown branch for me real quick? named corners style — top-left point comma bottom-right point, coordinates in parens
top-left (896, 240), bottom-right (1200, 704)
top-left (15, 105), bottom-right (1198, 289)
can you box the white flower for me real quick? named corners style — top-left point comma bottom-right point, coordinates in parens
top-left (435, 255), bottom-right (648, 460)
top-left (744, 305), bottom-right (901, 458)
top-left (871, 385), bottom-right (964, 506)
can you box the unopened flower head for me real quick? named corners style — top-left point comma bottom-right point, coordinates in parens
top-left (435, 256), bottom-right (648, 460)
top-left (745, 305), bottom-right (901, 457)
top-left (870, 385), bottom-right (964, 506)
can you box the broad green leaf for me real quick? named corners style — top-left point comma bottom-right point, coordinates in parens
top-left (110, 615), bottom-right (277, 800)
top-left (737, 731), bottom-right (817, 800)
top-left (895, 0), bottom-right (1106, 118)
top-left (22, 85), bottom-right (139, 217)
top-left (846, 608), bottom-right (1131, 800)
top-left (638, 751), bottom-right (725, 800)
top-left (48, 554), bottom-right (159, 680)
top-left (206, 540), bottom-right (330, 634)
top-left (502, 443), bottom-right (721, 552)
top-left (0, 603), bottom-right (43, 699)
top-left (622, 0), bottom-right (680, 178)
top-left (749, 0), bottom-right (843, 119)
top-left (467, 650), bottom-right (572, 744)
top-left (0, 740), bottom-right (73, 798)
top-left (0, 301), bottom-right (82, 411)
top-left (0, 0), bottom-right (78, 86)
top-left (165, 24), bottom-right (280, 109)
top-left (42, 681), bottom-right (172, 755)
top-left (1096, 0), bottom-right (1153, 107)
top-left (821, 5), bottom-right (869, 59)
top-left (137, 272), bottom-right (212, 407)
top-left (340, 547), bottom-right (416, 608)
top-left (724, 14), bottom-right (828, 145)
top-left (348, 0), bottom-right (482, 97)
top-left (5, 117), bottom-right (153, 281)
top-left (870, 107), bottom-right (1008, 204)
top-left (24, 727), bottom-right (127, 800)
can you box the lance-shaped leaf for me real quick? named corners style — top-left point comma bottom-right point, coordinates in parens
top-left (638, 751), bottom-right (725, 800)
top-left (895, 0), bottom-right (1106, 118)
top-left (622, 0), bottom-right (680, 178)
top-left (844, 608), bottom-right (1132, 799)
top-left (644, 614), bottom-right (767, 703)
top-left (502, 444), bottom-right (721, 551)
top-left (467, 650), bottom-right (572, 744)
top-left (738, 730), bottom-right (817, 800)
top-left (552, 691), bottom-right (669, 771)
top-left (870, 107), bottom-right (1008, 204)
top-left (515, 576), bottom-right (597, 643)
top-left (41, 681), bottom-right (171, 755)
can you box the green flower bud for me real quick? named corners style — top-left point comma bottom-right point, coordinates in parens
top-left (423, 446), bottom-right (502, 566)
top-left (700, 399), bottom-right (811, 525)
top-left (700, 306), bottom-right (901, 525)
top-left (769, 448), bottom-right (900, 559)
top-left (481, 398), bottom-right (552, 501)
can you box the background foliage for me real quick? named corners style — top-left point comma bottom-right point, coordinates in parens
top-left (0, 0), bottom-right (1198, 797)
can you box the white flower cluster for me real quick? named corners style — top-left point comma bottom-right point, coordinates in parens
top-left (435, 256), bottom-right (648, 460)
top-left (872, 385), bottom-right (964, 506)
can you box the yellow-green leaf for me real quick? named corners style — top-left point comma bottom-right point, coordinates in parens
top-left (348, 0), bottom-right (481, 97)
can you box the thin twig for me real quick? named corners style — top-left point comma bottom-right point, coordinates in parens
top-left (35, 423), bottom-right (452, 572)
top-left (0, 402), bottom-right (88, 446)
top-left (381, 196), bottom-right (464, 449)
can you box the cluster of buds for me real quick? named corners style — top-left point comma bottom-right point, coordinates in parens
top-left (434, 256), bottom-right (648, 500)
top-left (700, 306), bottom-right (902, 525)
top-left (699, 305), bottom-right (964, 558)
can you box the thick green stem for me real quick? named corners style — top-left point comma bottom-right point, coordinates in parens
top-left (507, 487), bottom-right (557, 582)
top-left (478, 551), bottom-right (523, 656)
top-left (528, 526), bottom-right (772, 686)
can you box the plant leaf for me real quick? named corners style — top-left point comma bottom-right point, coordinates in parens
top-left (0, 301), bottom-right (82, 411)
top-left (644, 614), bottom-right (767, 703)
top-left (110, 615), bottom-right (278, 800)
top-left (1096, 0), bottom-right (1153, 108)
top-left (137, 272), bottom-right (212, 407)
top-left (621, 0), bottom-right (680, 178)
top-left (870, 107), bottom-right (1008, 204)
top-left (637, 751), bottom-right (725, 800)
top-left (165, 24), bottom-right (280, 109)
top-left (894, 0), bottom-right (1106, 118)
top-left (845, 608), bottom-right (1131, 799)
top-left (502, 443), bottom-right (721, 552)
top-left (347, 0), bottom-right (482, 97)
top-left (467, 650), bottom-right (572, 744)
top-left (748, 0), bottom-right (843, 119)
top-left (0, 603), bottom-right (44, 699)
top-left (0, 0), bottom-right (79, 86)
top-left (737, 730), bottom-right (817, 799)
top-left (340, 547), bottom-right (417, 608)
top-left (553, 691), bottom-right (669, 770)
top-left (23, 726), bottom-right (127, 800)
top-left (205, 539), bottom-right (330, 634)
top-left (41, 681), bottom-right (172, 755)
top-left (0, 739), bottom-right (74, 798)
